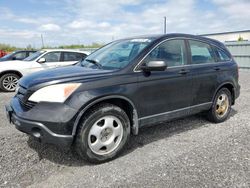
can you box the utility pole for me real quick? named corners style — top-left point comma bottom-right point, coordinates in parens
top-left (164, 16), bottom-right (167, 34)
top-left (41, 34), bottom-right (44, 48)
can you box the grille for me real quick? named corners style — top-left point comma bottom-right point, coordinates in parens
top-left (16, 85), bottom-right (36, 110)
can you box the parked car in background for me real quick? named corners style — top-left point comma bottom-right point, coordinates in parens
top-left (0, 50), bottom-right (36, 62)
top-left (0, 49), bottom-right (90, 91)
top-left (5, 34), bottom-right (240, 163)
top-left (0, 50), bottom-right (8, 58)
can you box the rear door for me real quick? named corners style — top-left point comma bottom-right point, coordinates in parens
top-left (187, 39), bottom-right (218, 106)
top-left (136, 39), bottom-right (194, 125)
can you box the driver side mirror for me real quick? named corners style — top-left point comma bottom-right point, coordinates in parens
top-left (38, 57), bottom-right (46, 63)
top-left (141, 61), bottom-right (167, 72)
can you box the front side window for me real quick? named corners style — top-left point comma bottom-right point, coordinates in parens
top-left (42, 52), bottom-right (61, 62)
top-left (144, 39), bottom-right (187, 67)
top-left (189, 40), bottom-right (216, 64)
top-left (80, 38), bottom-right (154, 70)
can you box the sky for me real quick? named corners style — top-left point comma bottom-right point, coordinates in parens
top-left (0, 0), bottom-right (250, 48)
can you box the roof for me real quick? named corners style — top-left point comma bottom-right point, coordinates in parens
top-left (121, 33), bottom-right (224, 47)
top-left (41, 49), bottom-right (90, 55)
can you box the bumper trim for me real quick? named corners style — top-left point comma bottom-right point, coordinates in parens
top-left (6, 105), bottom-right (73, 147)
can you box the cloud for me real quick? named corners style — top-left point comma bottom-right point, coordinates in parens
top-left (39, 24), bottom-right (61, 31)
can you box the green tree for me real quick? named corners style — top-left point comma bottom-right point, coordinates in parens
top-left (238, 36), bottom-right (244, 41)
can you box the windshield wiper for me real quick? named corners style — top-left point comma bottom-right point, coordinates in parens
top-left (85, 59), bottom-right (103, 69)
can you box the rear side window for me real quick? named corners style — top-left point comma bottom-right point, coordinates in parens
top-left (189, 40), bottom-right (216, 64)
top-left (215, 48), bottom-right (231, 62)
top-left (144, 39), bottom-right (187, 67)
top-left (63, 52), bottom-right (86, 61)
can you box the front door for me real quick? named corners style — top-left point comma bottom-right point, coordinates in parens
top-left (135, 39), bottom-right (194, 126)
top-left (30, 52), bottom-right (61, 73)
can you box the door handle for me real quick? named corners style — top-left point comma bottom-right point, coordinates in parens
top-left (178, 69), bottom-right (190, 75)
top-left (213, 66), bottom-right (221, 71)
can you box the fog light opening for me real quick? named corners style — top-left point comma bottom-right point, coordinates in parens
top-left (31, 127), bottom-right (42, 138)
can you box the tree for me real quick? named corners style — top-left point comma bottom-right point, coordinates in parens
top-left (238, 36), bottom-right (244, 41)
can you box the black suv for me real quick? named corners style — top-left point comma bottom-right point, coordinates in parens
top-left (6, 34), bottom-right (240, 163)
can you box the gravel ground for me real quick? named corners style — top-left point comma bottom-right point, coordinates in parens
top-left (0, 70), bottom-right (249, 188)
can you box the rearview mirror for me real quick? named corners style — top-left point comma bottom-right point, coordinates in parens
top-left (141, 61), bottom-right (167, 72)
top-left (38, 58), bottom-right (46, 63)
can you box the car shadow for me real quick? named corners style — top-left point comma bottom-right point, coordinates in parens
top-left (27, 109), bottom-right (238, 166)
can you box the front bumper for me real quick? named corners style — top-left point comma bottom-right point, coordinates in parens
top-left (5, 97), bottom-right (77, 147)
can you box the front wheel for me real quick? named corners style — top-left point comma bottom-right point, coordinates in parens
top-left (75, 103), bottom-right (130, 163)
top-left (207, 88), bottom-right (232, 123)
top-left (0, 73), bottom-right (20, 92)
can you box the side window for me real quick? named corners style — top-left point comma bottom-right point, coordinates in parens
top-left (144, 39), bottom-right (186, 67)
top-left (13, 52), bottom-right (27, 60)
top-left (28, 51), bottom-right (35, 56)
top-left (42, 52), bottom-right (61, 62)
top-left (76, 53), bottom-right (86, 60)
top-left (189, 40), bottom-right (216, 64)
top-left (216, 48), bottom-right (231, 62)
top-left (63, 52), bottom-right (86, 61)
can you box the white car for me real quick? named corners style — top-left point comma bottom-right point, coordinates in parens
top-left (0, 49), bottom-right (90, 92)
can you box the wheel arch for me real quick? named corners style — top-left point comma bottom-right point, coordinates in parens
top-left (213, 82), bottom-right (235, 105)
top-left (0, 70), bottom-right (23, 78)
top-left (72, 95), bottom-right (139, 137)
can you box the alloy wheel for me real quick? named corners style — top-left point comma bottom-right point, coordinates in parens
top-left (215, 93), bottom-right (229, 118)
top-left (2, 75), bottom-right (18, 91)
top-left (88, 115), bottom-right (124, 155)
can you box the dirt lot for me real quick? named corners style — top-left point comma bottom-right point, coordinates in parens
top-left (0, 70), bottom-right (249, 188)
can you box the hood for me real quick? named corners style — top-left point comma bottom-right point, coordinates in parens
top-left (19, 65), bottom-right (113, 89)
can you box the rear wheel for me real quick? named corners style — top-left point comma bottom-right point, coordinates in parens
top-left (75, 103), bottom-right (130, 163)
top-left (0, 73), bottom-right (20, 92)
top-left (207, 88), bottom-right (232, 123)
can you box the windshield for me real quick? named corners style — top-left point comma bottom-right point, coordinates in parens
top-left (24, 50), bottom-right (46, 61)
top-left (80, 38), bottom-right (153, 70)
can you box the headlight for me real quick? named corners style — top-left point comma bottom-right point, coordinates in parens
top-left (28, 83), bottom-right (81, 103)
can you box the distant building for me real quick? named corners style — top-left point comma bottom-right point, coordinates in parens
top-left (200, 30), bottom-right (250, 42)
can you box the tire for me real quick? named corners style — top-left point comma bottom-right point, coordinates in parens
top-left (0, 73), bottom-right (20, 92)
top-left (207, 88), bottom-right (232, 123)
top-left (75, 103), bottom-right (131, 163)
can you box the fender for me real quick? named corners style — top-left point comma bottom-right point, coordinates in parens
top-left (212, 81), bottom-right (235, 103)
top-left (0, 70), bottom-right (23, 78)
top-left (72, 95), bottom-right (139, 136)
